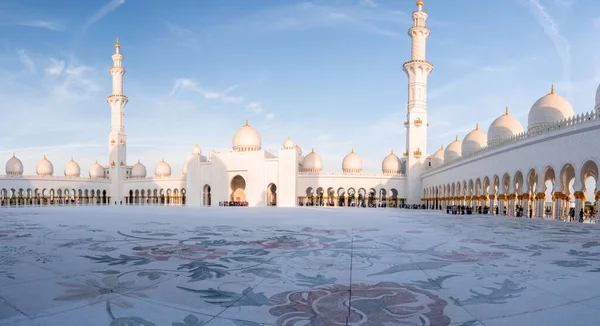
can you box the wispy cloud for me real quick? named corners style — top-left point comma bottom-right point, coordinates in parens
top-left (527, 0), bottom-right (571, 94)
top-left (17, 49), bottom-right (35, 72)
top-left (82, 0), bottom-right (126, 32)
top-left (169, 78), bottom-right (243, 103)
top-left (18, 19), bottom-right (65, 31)
top-left (164, 21), bottom-right (199, 50)
top-left (43, 57), bottom-right (100, 101)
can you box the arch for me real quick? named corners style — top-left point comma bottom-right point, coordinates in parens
top-left (526, 168), bottom-right (538, 194)
top-left (327, 187), bottom-right (335, 206)
top-left (501, 173), bottom-right (511, 195)
top-left (203, 185), bottom-right (211, 206)
top-left (513, 170), bottom-right (524, 195)
top-left (230, 175), bottom-right (246, 203)
top-left (267, 183), bottom-right (277, 206)
top-left (482, 177), bottom-right (490, 195)
top-left (559, 163), bottom-right (576, 194)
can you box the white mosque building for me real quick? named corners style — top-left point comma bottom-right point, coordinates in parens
top-left (1, 1), bottom-right (600, 221)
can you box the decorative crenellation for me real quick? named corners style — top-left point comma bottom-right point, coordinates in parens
top-left (427, 108), bottom-right (600, 171)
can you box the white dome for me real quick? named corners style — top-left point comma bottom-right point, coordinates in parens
top-left (283, 137), bottom-right (295, 150)
top-left (528, 85), bottom-right (574, 132)
top-left (64, 159), bottom-right (81, 178)
top-left (131, 160), bottom-right (146, 178)
top-left (342, 149), bottom-right (362, 174)
top-left (192, 144), bottom-right (202, 155)
top-left (36, 155), bottom-right (54, 176)
top-left (488, 107), bottom-right (525, 146)
top-left (444, 137), bottom-right (462, 163)
top-left (382, 150), bottom-right (401, 175)
top-left (431, 145), bottom-right (445, 167)
top-left (232, 120), bottom-right (261, 152)
top-left (302, 149), bottom-right (322, 172)
top-left (182, 158), bottom-right (189, 176)
top-left (155, 159), bottom-right (171, 177)
top-left (5, 154), bottom-right (23, 176)
top-left (89, 161), bottom-right (104, 179)
top-left (462, 124), bottom-right (488, 156)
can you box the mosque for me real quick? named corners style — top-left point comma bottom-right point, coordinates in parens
top-left (1, 1), bottom-right (600, 221)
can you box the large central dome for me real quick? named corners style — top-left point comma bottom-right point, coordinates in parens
top-left (232, 120), bottom-right (261, 152)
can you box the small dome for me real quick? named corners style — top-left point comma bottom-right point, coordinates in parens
top-left (182, 158), bottom-right (189, 176)
top-left (36, 155), bottom-right (54, 176)
top-left (342, 149), bottom-right (362, 174)
top-left (89, 161), bottom-right (104, 179)
top-left (302, 148), bottom-right (322, 172)
top-left (528, 85), bottom-right (574, 132)
top-left (155, 159), bottom-right (171, 177)
top-left (5, 154), bottom-right (23, 176)
top-left (131, 160), bottom-right (146, 178)
top-left (382, 150), bottom-right (401, 175)
top-left (283, 137), bottom-right (295, 150)
top-left (209, 149), bottom-right (217, 161)
top-left (444, 137), bottom-right (462, 163)
top-left (462, 124), bottom-right (488, 156)
top-left (64, 158), bottom-right (81, 178)
top-left (296, 145), bottom-right (302, 156)
top-left (431, 145), bottom-right (445, 167)
top-left (192, 144), bottom-right (202, 155)
top-left (232, 120), bottom-right (261, 152)
top-left (488, 107), bottom-right (525, 146)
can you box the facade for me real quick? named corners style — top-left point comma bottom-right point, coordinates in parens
top-left (1, 1), bottom-right (600, 220)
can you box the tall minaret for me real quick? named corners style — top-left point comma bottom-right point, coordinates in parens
top-left (403, 0), bottom-right (433, 205)
top-left (107, 37), bottom-right (128, 204)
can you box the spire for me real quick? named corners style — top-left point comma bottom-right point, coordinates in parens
top-left (391, 149), bottom-right (394, 154)
top-left (43, 154), bottom-right (46, 159)
top-left (550, 84), bottom-right (555, 94)
top-left (416, 0), bottom-right (424, 10)
top-left (440, 144), bottom-right (443, 150)
top-left (311, 148), bottom-right (314, 153)
top-left (455, 135), bottom-right (458, 141)
top-left (245, 120), bottom-right (249, 126)
top-left (505, 106), bottom-right (509, 115)
top-left (12, 153), bottom-right (15, 157)
top-left (475, 123), bottom-right (479, 130)
top-left (351, 147), bottom-right (354, 153)
top-left (115, 37), bottom-right (120, 53)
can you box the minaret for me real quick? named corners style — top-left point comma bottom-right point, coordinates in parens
top-left (107, 37), bottom-right (128, 204)
top-left (403, 0), bottom-right (433, 205)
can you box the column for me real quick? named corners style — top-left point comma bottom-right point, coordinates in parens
top-left (508, 194), bottom-right (516, 216)
top-left (488, 195), bottom-right (495, 215)
top-left (522, 194), bottom-right (530, 218)
top-left (553, 192), bottom-right (563, 220)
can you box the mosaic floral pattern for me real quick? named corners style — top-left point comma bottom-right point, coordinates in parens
top-left (1, 208), bottom-right (600, 325)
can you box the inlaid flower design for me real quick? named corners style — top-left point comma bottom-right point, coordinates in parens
top-left (248, 235), bottom-right (330, 250)
top-left (54, 276), bottom-right (149, 308)
top-left (268, 282), bottom-right (450, 326)
top-left (132, 243), bottom-right (229, 262)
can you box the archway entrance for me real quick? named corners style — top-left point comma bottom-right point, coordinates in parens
top-left (230, 175), bottom-right (246, 203)
top-left (267, 183), bottom-right (277, 206)
top-left (203, 185), bottom-right (211, 206)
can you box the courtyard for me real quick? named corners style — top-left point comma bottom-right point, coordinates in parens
top-left (0, 207), bottom-right (600, 325)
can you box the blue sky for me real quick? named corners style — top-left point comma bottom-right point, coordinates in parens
top-left (1, 0), bottom-right (599, 176)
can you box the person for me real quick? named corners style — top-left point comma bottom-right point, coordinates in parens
top-left (580, 209), bottom-right (584, 223)
top-left (529, 207), bottom-right (532, 219)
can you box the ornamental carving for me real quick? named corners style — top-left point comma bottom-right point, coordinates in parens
top-left (404, 121), bottom-right (409, 127)
top-left (110, 161), bottom-right (116, 167)
top-left (120, 139), bottom-right (125, 144)
top-left (414, 118), bottom-right (423, 127)
top-left (413, 148), bottom-right (422, 158)
top-left (120, 161), bottom-right (125, 167)
top-left (402, 151), bottom-right (409, 157)
top-left (111, 139), bottom-right (116, 145)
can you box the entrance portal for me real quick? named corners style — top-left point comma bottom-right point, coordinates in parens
top-left (230, 175), bottom-right (246, 203)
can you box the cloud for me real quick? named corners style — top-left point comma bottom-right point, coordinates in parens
top-left (17, 49), bottom-right (35, 72)
top-left (245, 101), bottom-right (264, 114)
top-left (164, 21), bottom-right (199, 50)
top-left (42, 57), bottom-right (100, 101)
top-left (527, 0), bottom-right (571, 94)
top-left (82, 0), bottom-right (126, 32)
top-left (265, 113), bottom-right (275, 121)
top-left (18, 20), bottom-right (65, 31)
top-left (169, 78), bottom-right (244, 104)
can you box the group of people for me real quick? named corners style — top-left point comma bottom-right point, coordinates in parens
top-left (218, 201), bottom-right (249, 207)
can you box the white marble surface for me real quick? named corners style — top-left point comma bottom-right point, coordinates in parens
top-left (1, 206), bottom-right (600, 325)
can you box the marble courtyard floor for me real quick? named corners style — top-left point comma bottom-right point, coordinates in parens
top-left (1, 207), bottom-right (600, 325)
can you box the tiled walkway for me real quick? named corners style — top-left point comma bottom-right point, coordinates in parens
top-left (1, 207), bottom-right (600, 325)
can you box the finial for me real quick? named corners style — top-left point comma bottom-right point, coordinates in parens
top-left (43, 154), bottom-right (46, 159)
top-left (416, 0), bottom-right (424, 7)
top-left (115, 37), bottom-right (120, 49)
top-left (95, 160), bottom-right (98, 163)
top-left (455, 135), bottom-right (458, 141)
top-left (161, 158), bottom-right (164, 162)
top-left (311, 148), bottom-right (314, 153)
top-left (71, 157), bottom-right (73, 161)
top-left (505, 106), bottom-right (509, 115)
top-left (550, 84), bottom-right (555, 94)
top-left (12, 152), bottom-right (15, 157)
top-left (391, 149), bottom-right (394, 154)
top-left (351, 147), bottom-right (354, 153)
top-left (245, 120), bottom-right (249, 126)
top-left (440, 144), bottom-right (443, 150)
top-left (475, 123), bottom-right (479, 130)
top-left (138, 159), bottom-right (140, 163)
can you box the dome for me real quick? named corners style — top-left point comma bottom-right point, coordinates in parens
top-left (283, 137), bottom-right (295, 150)
top-left (488, 107), bottom-right (525, 146)
top-left (209, 149), bottom-right (217, 161)
top-left (182, 158), bottom-right (189, 176)
top-left (462, 124), bottom-right (488, 156)
top-left (232, 120), bottom-right (261, 152)
top-left (36, 155), bottom-right (54, 176)
top-left (342, 149), bottom-right (362, 174)
top-left (155, 159), bottom-right (171, 177)
top-left (528, 85), bottom-right (575, 132)
top-left (444, 136), bottom-right (462, 163)
top-left (302, 148), bottom-right (322, 172)
top-left (64, 158), bottom-right (81, 178)
top-left (192, 144), bottom-right (202, 155)
top-left (89, 161), bottom-right (104, 179)
top-left (131, 160), bottom-right (146, 178)
top-left (382, 150), bottom-right (401, 175)
top-left (5, 154), bottom-right (23, 176)
top-left (431, 145), bottom-right (445, 167)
